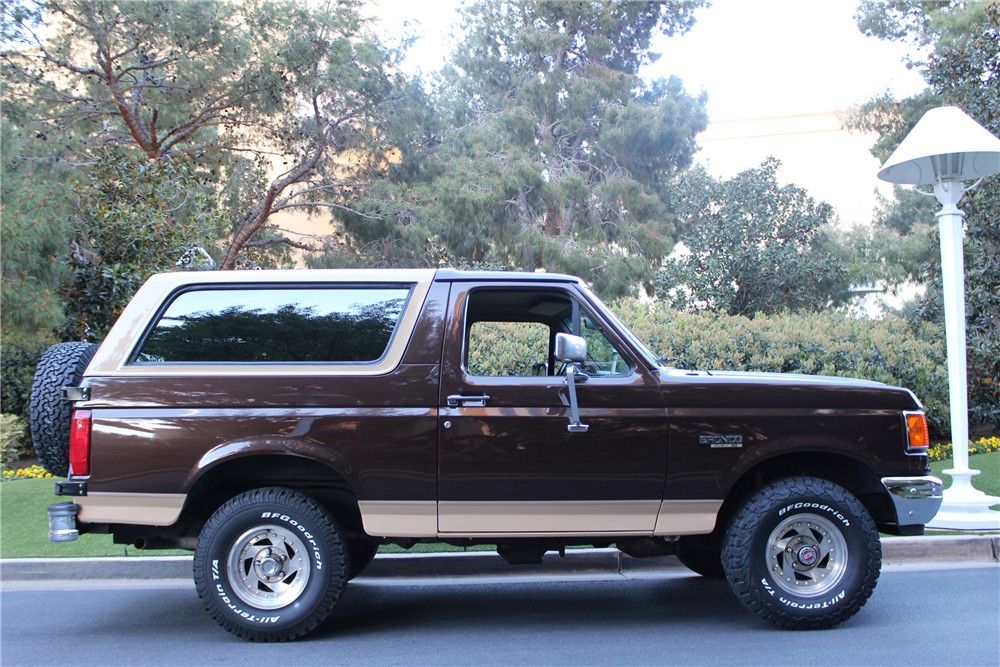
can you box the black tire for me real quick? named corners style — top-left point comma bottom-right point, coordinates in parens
top-left (29, 342), bottom-right (98, 477)
top-left (721, 476), bottom-right (881, 630)
top-left (676, 539), bottom-right (725, 579)
top-left (346, 540), bottom-right (379, 581)
top-left (193, 487), bottom-right (347, 642)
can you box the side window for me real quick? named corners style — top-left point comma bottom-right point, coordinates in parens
top-left (134, 285), bottom-right (411, 363)
top-left (463, 288), bottom-right (631, 378)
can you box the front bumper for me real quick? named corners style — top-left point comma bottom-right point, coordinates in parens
top-left (881, 476), bottom-right (944, 526)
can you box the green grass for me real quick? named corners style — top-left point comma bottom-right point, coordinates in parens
top-left (0, 478), bottom-right (188, 558)
top-left (3, 451), bottom-right (998, 559)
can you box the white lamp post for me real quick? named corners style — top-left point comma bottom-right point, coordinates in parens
top-left (877, 106), bottom-right (1000, 530)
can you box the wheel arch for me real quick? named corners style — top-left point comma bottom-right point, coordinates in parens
top-left (712, 451), bottom-right (893, 545)
top-left (182, 454), bottom-right (364, 539)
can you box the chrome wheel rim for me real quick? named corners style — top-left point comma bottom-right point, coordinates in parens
top-left (766, 513), bottom-right (848, 598)
top-left (227, 524), bottom-right (311, 610)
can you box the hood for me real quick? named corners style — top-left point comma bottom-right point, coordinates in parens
top-left (656, 367), bottom-right (921, 412)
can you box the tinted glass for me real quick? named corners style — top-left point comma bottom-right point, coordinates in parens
top-left (135, 286), bottom-right (410, 363)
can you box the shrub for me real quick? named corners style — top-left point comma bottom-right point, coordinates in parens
top-left (0, 342), bottom-right (44, 421)
top-left (1, 414), bottom-right (29, 469)
top-left (928, 436), bottom-right (1000, 463)
top-left (2, 464), bottom-right (53, 481)
top-left (0, 343), bottom-right (45, 459)
top-left (456, 301), bottom-right (953, 435)
top-left (612, 302), bottom-right (951, 437)
top-left (468, 321), bottom-right (550, 376)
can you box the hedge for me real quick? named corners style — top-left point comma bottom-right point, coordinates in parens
top-left (0, 342), bottom-right (45, 421)
top-left (614, 302), bottom-right (951, 437)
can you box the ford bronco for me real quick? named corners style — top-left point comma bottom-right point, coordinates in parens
top-left (31, 268), bottom-right (943, 641)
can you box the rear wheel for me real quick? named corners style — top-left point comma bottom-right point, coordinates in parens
top-left (193, 487), bottom-right (346, 642)
top-left (721, 476), bottom-right (881, 630)
top-left (29, 342), bottom-right (97, 477)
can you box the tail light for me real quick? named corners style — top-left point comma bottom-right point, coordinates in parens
top-left (904, 411), bottom-right (930, 453)
top-left (69, 410), bottom-right (92, 477)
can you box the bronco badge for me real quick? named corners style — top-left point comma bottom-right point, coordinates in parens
top-left (699, 434), bottom-right (744, 448)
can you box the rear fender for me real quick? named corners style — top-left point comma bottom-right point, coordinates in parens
top-left (188, 436), bottom-right (353, 492)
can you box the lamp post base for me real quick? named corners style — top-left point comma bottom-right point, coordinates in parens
top-left (927, 468), bottom-right (1000, 531)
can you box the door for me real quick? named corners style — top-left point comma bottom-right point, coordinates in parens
top-left (437, 281), bottom-right (669, 536)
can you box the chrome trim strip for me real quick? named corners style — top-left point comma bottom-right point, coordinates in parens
top-left (358, 500), bottom-right (437, 538)
top-left (77, 492), bottom-right (186, 526)
top-left (881, 476), bottom-right (944, 526)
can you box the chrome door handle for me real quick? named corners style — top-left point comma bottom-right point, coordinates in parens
top-left (446, 394), bottom-right (491, 407)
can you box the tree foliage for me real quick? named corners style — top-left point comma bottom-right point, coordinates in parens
top-left (855, 0), bottom-right (989, 55)
top-left (656, 159), bottom-right (848, 317)
top-left (339, 0), bottom-right (709, 298)
top-left (60, 151), bottom-right (220, 342)
top-left (0, 119), bottom-right (72, 342)
top-left (2, 0), bottom-right (404, 270)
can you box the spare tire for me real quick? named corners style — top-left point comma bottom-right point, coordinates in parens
top-left (29, 342), bottom-right (98, 477)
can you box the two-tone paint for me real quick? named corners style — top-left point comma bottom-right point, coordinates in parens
top-left (61, 269), bottom-right (936, 546)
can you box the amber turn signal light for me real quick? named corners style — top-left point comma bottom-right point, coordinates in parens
top-left (904, 411), bottom-right (930, 451)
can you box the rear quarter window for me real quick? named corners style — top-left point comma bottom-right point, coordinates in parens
top-left (133, 285), bottom-right (412, 364)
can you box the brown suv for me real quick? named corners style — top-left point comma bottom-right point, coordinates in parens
top-left (32, 269), bottom-right (942, 641)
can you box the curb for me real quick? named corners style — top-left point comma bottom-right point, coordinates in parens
top-left (2, 535), bottom-right (997, 584)
top-left (881, 534), bottom-right (1000, 564)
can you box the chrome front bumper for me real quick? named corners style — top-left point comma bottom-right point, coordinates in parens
top-left (881, 476), bottom-right (944, 526)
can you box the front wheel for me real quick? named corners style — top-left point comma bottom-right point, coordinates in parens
top-left (193, 487), bottom-right (347, 642)
top-left (721, 476), bottom-right (881, 630)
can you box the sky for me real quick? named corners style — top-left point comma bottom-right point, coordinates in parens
top-left (370, 0), bottom-right (929, 229)
top-left (648, 0), bottom-right (925, 121)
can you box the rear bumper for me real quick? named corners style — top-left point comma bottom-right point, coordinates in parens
top-left (881, 476), bottom-right (944, 526)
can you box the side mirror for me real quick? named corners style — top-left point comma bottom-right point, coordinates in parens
top-left (554, 333), bottom-right (589, 434)
top-left (555, 333), bottom-right (587, 364)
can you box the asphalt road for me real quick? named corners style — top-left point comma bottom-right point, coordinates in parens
top-left (2, 565), bottom-right (997, 667)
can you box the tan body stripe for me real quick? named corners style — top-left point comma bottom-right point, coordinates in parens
top-left (77, 492), bottom-right (186, 526)
top-left (79, 496), bottom-right (722, 538)
top-left (359, 500), bottom-right (722, 538)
